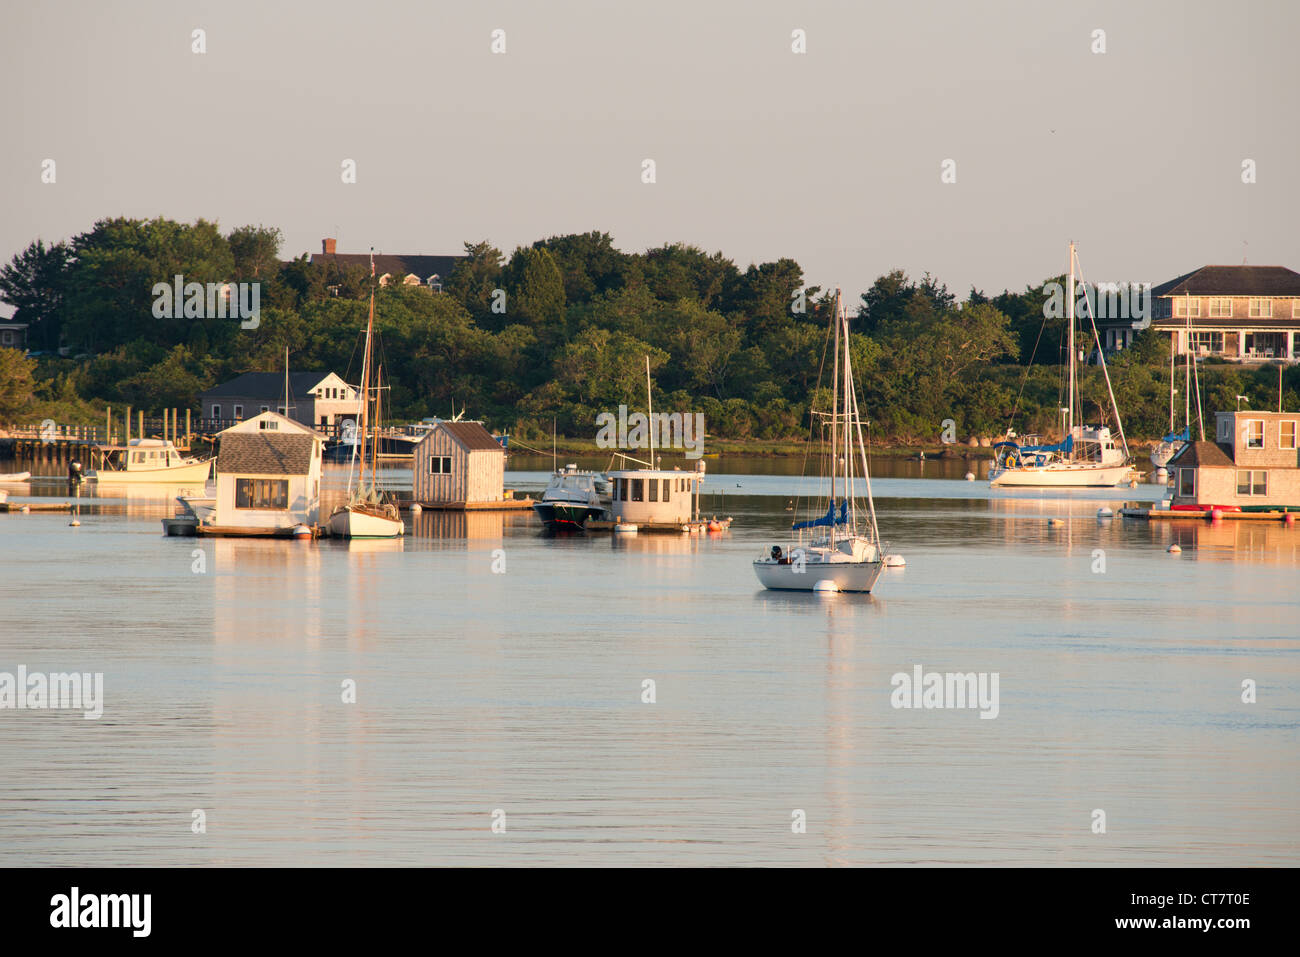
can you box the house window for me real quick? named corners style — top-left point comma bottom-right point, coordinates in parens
top-left (1281, 421), bottom-right (1297, 450)
top-left (233, 405), bottom-right (243, 420)
top-left (1208, 298), bottom-right (1233, 318)
top-left (662, 479), bottom-right (670, 502)
top-left (1178, 468), bottom-right (1196, 497)
top-left (1, 331), bottom-right (13, 345)
top-left (630, 479), bottom-right (643, 502)
top-left (1248, 298), bottom-right (1272, 318)
top-left (428, 456), bottom-right (452, 474)
top-left (211, 404), bottom-right (221, 419)
top-left (1243, 419), bottom-right (1264, 449)
top-left (1217, 417), bottom-right (1232, 442)
top-left (1189, 331), bottom-right (1222, 354)
top-left (1236, 470), bottom-right (1267, 496)
top-left (1293, 301), bottom-right (1300, 320)
top-left (235, 478), bottom-right (289, 509)
top-left (1174, 298), bottom-right (1201, 318)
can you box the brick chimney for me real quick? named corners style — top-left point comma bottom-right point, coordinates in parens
top-left (322, 238), bottom-right (337, 255)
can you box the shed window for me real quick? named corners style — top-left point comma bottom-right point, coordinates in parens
top-left (1236, 470), bottom-right (1267, 496)
top-left (1178, 468), bottom-right (1195, 497)
top-left (235, 478), bottom-right (288, 509)
top-left (429, 456), bottom-right (452, 474)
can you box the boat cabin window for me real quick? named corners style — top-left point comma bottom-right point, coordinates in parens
top-left (133, 451), bottom-right (145, 464)
top-left (662, 479), bottom-right (670, 502)
top-left (1178, 468), bottom-right (1195, 497)
top-left (630, 479), bottom-right (643, 502)
top-left (429, 456), bottom-right (452, 474)
top-left (648, 479), bottom-right (658, 502)
top-left (235, 478), bottom-right (289, 510)
top-left (614, 478), bottom-right (625, 501)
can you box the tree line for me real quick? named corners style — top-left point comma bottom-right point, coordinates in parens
top-left (1, 217), bottom-right (1296, 442)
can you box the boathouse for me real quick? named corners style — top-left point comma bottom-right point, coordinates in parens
top-left (411, 422), bottom-right (506, 507)
top-left (209, 412), bottom-right (325, 532)
top-left (1169, 410), bottom-right (1300, 511)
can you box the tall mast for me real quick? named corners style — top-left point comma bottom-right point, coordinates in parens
top-left (1184, 296), bottom-right (1191, 431)
top-left (283, 345), bottom-right (289, 420)
top-left (645, 354), bottom-right (655, 466)
top-left (1066, 242), bottom-right (1076, 438)
top-left (829, 290), bottom-right (841, 547)
top-left (370, 365), bottom-right (382, 494)
top-left (842, 294), bottom-right (853, 531)
top-left (1168, 334), bottom-right (1175, 433)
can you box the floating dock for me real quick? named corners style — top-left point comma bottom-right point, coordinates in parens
top-left (587, 517), bottom-right (733, 534)
top-left (194, 524), bottom-right (322, 538)
top-left (407, 497), bottom-right (534, 512)
top-left (0, 501), bottom-right (74, 512)
top-left (1120, 507), bottom-right (1298, 522)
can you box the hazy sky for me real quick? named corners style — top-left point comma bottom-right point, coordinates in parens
top-left (2, 0), bottom-right (1297, 313)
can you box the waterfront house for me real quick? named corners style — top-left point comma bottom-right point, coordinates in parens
top-left (1150, 266), bottom-right (1300, 362)
top-left (0, 322), bottom-right (28, 351)
top-left (312, 239), bottom-right (465, 292)
top-left (200, 371), bottom-right (360, 432)
top-left (1168, 409), bottom-right (1300, 511)
top-left (411, 421), bottom-right (506, 507)
top-left (208, 412), bottom-right (325, 531)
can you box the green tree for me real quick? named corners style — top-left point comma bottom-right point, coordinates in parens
top-left (0, 239), bottom-right (71, 351)
top-left (0, 347), bottom-right (37, 419)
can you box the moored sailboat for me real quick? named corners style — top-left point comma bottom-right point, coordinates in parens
top-left (989, 242), bottom-right (1137, 488)
top-left (753, 289), bottom-right (885, 593)
top-left (327, 253), bottom-right (403, 539)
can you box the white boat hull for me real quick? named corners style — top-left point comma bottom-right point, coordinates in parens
top-left (328, 505), bottom-right (404, 538)
top-left (988, 462), bottom-right (1134, 488)
top-left (0, 471), bottom-right (31, 482)
top-left (87, 460), bottom-right (213, 484)
top-left (753, 558), bottom-right (884, 593)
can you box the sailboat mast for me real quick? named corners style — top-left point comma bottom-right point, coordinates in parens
top-left (829, 290), bottom-right (841, 547)
top-left (1067, 242), bottom-right (1076, 438)
top-left (843, 295), bottom-right (854, 530)
top-left (283, 346), bottom-right (289, 419)
top-left (645, 355), bottom-right (655, 466)
top-left (370, 365), bottom-right (382, 493)
top-left (1184, 297), bottom-right (1191, 431)
top-left (1168, 335), bottom-right (1175, 433)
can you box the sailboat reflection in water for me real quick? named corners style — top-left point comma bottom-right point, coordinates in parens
top-left (753, 289), bottom-right (887, 593)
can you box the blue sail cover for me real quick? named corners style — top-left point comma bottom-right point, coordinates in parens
top-left (1160, 426), bottom-right (1190, 444)
top-left (793, 499), bottom-right (849, 531)
top-left (1006, 435), bottom-right (1074, 455)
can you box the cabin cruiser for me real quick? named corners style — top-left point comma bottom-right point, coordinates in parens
top-left (86, 438), bottom-right (213, 483)
top-left (532, 465), bottom-right (609, 530)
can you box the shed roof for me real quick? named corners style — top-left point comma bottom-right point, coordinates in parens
top-left (436, 421), bottom-right (504, 452)
top-left (218, 432), bottom-right (317, 475)
top-left (1168, 440), bottom-right (1235, 469)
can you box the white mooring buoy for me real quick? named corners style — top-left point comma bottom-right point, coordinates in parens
top-left (964, 471), bottom-right (975, 481)
top-left (410, 503), bottom-right (422, 515)
top-left (1168, 543), bottom-right (1182, 553)
top-left (884, 554), bottom-right (906, 568)
top-left (1048, 518), bottom-right (1065, 527)
top-left (1096, 507), bottom-right (1113, 519)
top-left (69, 519), bottom-right (81, 527)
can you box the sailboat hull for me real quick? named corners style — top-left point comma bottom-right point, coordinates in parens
top-left (988, 462), bottom-right (1135, 487)
top-left (328, 504), bottom-right (404, 538)
top-left (753, 558), bottom-right (884, 593)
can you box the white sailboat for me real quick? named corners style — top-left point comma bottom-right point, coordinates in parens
top-left (327, 252), bottom-right (404, 539)
top-left (753, 289), bottom-right (885, 593)
top-left (989, 242), bottom-right (1137, 488)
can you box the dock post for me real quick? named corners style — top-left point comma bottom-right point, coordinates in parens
top-left (138, 409), bottom-right (144, 440)
top-left (186, 409), bottom-right (191, 443)
top-left (125, 406), bottom-right (131, 444)
top-left (105, 406), bottom-right (111, 445)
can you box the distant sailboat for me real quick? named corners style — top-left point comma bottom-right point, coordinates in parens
top-left (753, 289), bottom-right (885, 593)
top-left (327, 252), bottom-right (404, 539)
top-left (989, 242), bottom-right (1137, 488)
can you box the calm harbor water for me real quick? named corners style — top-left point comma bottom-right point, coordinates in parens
top-left (1, 458), bottom-right (1297, 866)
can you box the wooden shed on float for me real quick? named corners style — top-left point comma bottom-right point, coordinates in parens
top-left (411, 421), bottom-right (510, 508)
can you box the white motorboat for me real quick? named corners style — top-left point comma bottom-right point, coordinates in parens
top-left (532, 465), bottom-right (609, 530)
top-left (0, 471), bottom-right (31, 482)
top-left (86, 439), bottom-right (213, 484)
top-left (989, 242), bottom-right (1136, 488)
top-left (754, 288), bottom-right (886, 593)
